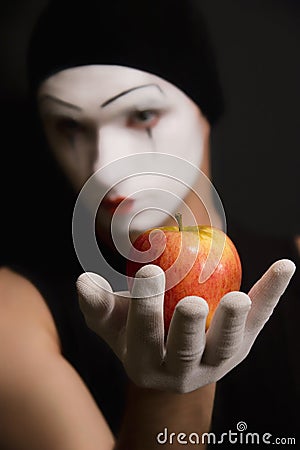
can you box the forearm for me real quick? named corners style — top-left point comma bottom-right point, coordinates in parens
top-left (116, 382), bottom-right (216, 450)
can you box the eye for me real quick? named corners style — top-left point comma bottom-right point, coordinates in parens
top-left (127, 110), bottom-right (160, 129)
top-left (55, 117), bottom-right (84, 135)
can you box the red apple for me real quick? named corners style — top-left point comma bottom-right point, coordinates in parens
top-left (126, 213), bottom-right (242, 333)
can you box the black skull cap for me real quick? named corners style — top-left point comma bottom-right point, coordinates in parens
top-left (27, 0), bottom-right (224, 125)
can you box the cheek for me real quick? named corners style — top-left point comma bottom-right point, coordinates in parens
top-left (153, 111), bottom-right (204, 168)
top-left (43, 126), bottom-right (95, 189)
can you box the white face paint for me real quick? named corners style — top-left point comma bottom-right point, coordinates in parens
top-left (38, 65), bottom-right (209, 240)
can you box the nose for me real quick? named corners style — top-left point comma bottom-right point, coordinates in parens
top-left (93, 125), bottom-right (133, 172)
top-left (92, 125), bottom-right (142, 197)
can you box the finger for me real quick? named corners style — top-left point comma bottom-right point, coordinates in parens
top-left (164, 296), bottom-right (208, 374)
top-left (126, 264), bottom-right (165, 366)
top-left (203, 291), bottom-right (251, 366)
top-left (246, 259), bottom-right (296, 334)
top-left (76, 272), bottom-right (130, 331)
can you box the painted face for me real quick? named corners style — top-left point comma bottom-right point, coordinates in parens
top-left (38, 65), bottom-right (210, 240)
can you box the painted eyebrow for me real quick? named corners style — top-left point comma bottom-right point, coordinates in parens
top-left (38, 94), bottom-right (83, 111)
top-left (100, 83), bottom-right (164, 108)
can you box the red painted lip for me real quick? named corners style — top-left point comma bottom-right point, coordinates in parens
top-left (101, 196), bottom-right (134, 215)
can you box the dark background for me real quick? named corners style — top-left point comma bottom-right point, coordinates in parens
top-left (1, 0), bottom-right (299, 251)
top-left (200, 0), bottom-right (300, 238)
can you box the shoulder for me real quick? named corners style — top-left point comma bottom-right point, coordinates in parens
top-left (0, 266), bottom-right (61, 352)
top-left (0, 270), bottom-right (115, 450)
